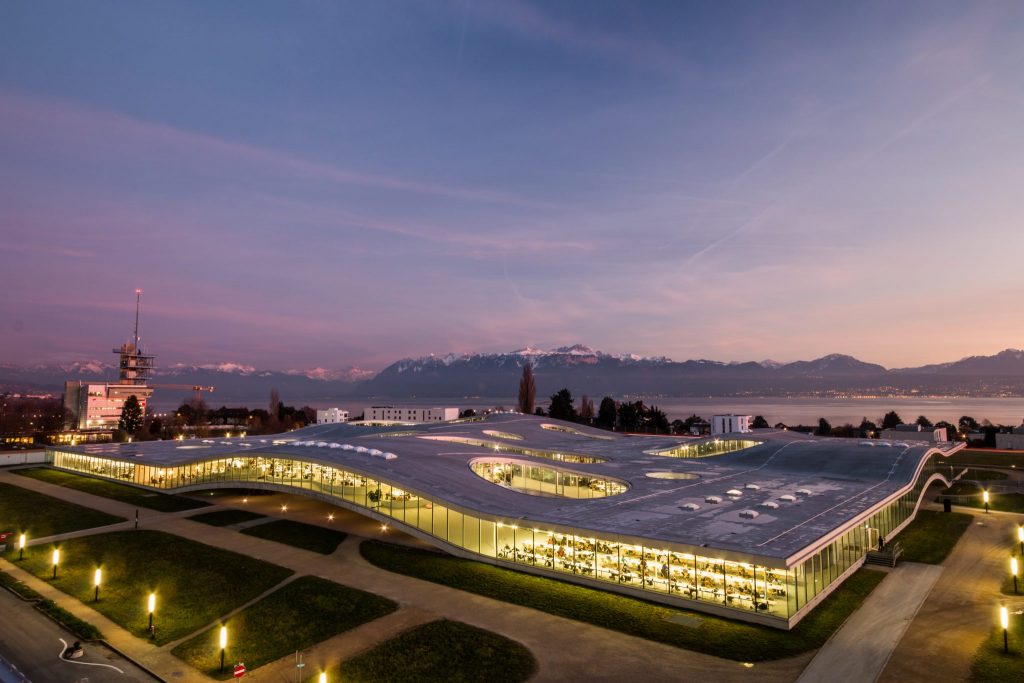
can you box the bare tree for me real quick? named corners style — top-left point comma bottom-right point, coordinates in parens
top-left (517, 364), bottom-right (536, 414)
top-left (579, 395), bottom-right (595, 422)
top-left (269, 388), bottom-right (281, 425)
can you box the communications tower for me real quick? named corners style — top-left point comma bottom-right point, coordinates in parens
top-left (113, 288), bottom-right (156, 385)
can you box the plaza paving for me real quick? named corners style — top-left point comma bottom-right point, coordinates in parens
top-left (3, 469), bottom-right (1021, 682)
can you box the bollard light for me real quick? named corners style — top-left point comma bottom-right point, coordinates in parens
top-left (147, 593), bottom-right (156, 635)
top-left (1000, 605), bottom-right (1009, 653)
top-left (94, 568), bottom-right (102, 602)
top-left (52, 549), bottom-right (60, 579)
top-left (219, 625), bottom-right (227, 673)
top-left (319, 673), bottom-right (327, 683)
top-left (983, 489), bottom-right (990, 513)
top-left (18, 533), bottom-right (25, 561)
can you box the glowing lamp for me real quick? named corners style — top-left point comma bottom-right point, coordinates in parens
top-left (95, 568), bottom-right (102, 586)
top-left (1001, 605), bottom-right (1009, 630)
top-left (219, 625), bottom-right (227, 649)
top-left (148, 593), bottom-right (156, 614)
top-left (319, 673), bottom-right (327, 683)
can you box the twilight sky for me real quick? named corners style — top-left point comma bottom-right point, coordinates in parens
top-left (2, 1), bottom-right (1023, 371)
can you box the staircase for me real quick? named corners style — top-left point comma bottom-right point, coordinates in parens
top-left (865, 541), bottom-right (903, 567)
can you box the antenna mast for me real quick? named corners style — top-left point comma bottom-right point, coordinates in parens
top-left (134, 288), bottom-right (142, 348)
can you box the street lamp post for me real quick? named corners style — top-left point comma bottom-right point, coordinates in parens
top-left (18, 534), bottom-right (25, 561)
top-left (94, 568), bottom-right (102, 602)
top-left (983, 490), bottom-right (990, 514)
top-left (219, 626), bottom-right (227, 673)
top-left (147, 593), bottom-right (156, 636)
top-left (51, 549), bottom-right (60, 579)
top-left (1000, 605), bottom-right (1009, 654)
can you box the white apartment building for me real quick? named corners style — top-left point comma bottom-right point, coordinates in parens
top-left (64, 381), bottom-right (153, 431)
top-left (711, 414), bottom-right (752, 435)
top-left (316, 408), bottom-right (349, 424)
top-left (363, 406), bottom-right (459, 423)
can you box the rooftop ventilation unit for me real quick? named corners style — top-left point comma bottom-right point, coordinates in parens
top-left (726, 489), bottom-right (743, 497)
top-left (744, 484), bottom-right (760, 490)
top-left (779, 494), bottom-right (796, 502)
top-left (739, 510), bottom-right (760, 519)
top-left (859, 441), bottom-right (875, 447)
top-left (705, 495), bottom-right (722, 504)
top-left (680, 502), bottom-right (701, 511)
top-left (759, 501), bottom-right (779, 509)
top-left (796, 488), bottom-right (812, 496)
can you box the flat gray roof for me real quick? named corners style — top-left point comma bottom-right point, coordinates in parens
top-left (54, 414), bottom-right (957, 565)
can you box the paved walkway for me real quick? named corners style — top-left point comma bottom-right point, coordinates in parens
top-left (796, 563), bottom-right (942, 683)
top-left (879, 506), bottom-right (1024, 683)
top-left (1, 470), bottom-right (815, 682)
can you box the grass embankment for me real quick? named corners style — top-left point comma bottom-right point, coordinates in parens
top-left (172, 576), bottom-right (396, 679)
top-left (0, 571), bottom-right (103, 640)
top-left (241, 520), bottom-right (347, 554)
top-left (188, 509), bottom-right (266, 527)
top-left (16, 530), bottom-right (292, 644)
top-left (331, 619), bottom-right (537, 683)
top-left (970, 611), bottom-right (1024, 681)
top-left (938, 480), bottom-right (1024, 514)
top-left (894, 510), bottom-right (973, 564)
top-left (15, 468), bottom-right (209, 512)
top-left (0, 481), bottom-right (124, 537)
top-left (359, 540), bottom-right (885, 662)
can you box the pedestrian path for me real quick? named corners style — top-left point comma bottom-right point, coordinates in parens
top-left (797, 564), bottom-right (942, 683)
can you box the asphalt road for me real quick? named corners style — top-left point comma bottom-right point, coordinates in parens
top-left (0, 587), bottom-right (160, 683)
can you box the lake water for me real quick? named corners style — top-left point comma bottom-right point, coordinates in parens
top-left (155, 395), bottom-right (1024, 427)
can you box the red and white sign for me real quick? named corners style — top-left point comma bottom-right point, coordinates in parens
top-left (233, 663), bottom-right (245, 678)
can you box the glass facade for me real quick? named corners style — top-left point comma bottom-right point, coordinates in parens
top-left (47, 448), bottom-right (948, 628)
top-left (470, 459), bottom-right (629, 498)
top-left (650, 439), bottom-right (761, 458)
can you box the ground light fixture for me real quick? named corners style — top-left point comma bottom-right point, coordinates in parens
top-left (319, 673), bottom-right (327, 683)
top-left (147, 593), bottom-right (156, 635)
top-left (51, 548), bottom-right (60, 579)
top-left (219, 626), bottom-right (227, 673)
top-left (1000, 605), bottom-right (1009, 653)
top-left (18, 533), bottom-right (25, 561)
top-left (984, 489), bottom-right (990, 513)
top-left (94, 568), bottom-right (102, 602)
top-left (1012, 558), bottom-right (1019, 595)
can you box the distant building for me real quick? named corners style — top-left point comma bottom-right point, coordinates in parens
top-left (317, 408), bottom-right (349, 424)
top-left (996, 426), bottom-right (1024, 450)
top-left (711, 415), bottom-right (752, 435)
top-left (363, 406), bottom-right (459, 423)
top-left (63, 381), bottom-right (153, 431)
top-left (879, 424), bottom-right (948, 443)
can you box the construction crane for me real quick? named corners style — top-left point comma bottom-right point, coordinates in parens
top-left (150, 384), bottom-right (215, 405)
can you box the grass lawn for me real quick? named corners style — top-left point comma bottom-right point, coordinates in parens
top-left (0, 482), bottom-right (124, 538)
top-left (969, 612), bottom-right (1024, 681)
top-left (16, 530), bottom-right (293, 644)
top-left (327, 619), bottom-right (536, 683)
top-left (188, 509), bottom-right (266, 527)
top-left (939, 485), bottom-right (1024, 514)
top-left (359, 540), bottom-right (886, 662)
top-left (15, 468), bottom-right (210, 512)
top-left (172, 576), bottom-right (396, 679)
top-left (947, 450), bottom-right (1024, 470)
top-left (893, 510), bottom-right (973, 564)
top-left (962, 469), bottom-right (1010, 481)
top-left (241, 519), bottom-right (347, 554)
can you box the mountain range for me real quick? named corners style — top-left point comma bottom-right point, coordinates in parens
top-left (3, 346), bottom-right (1024, 403)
